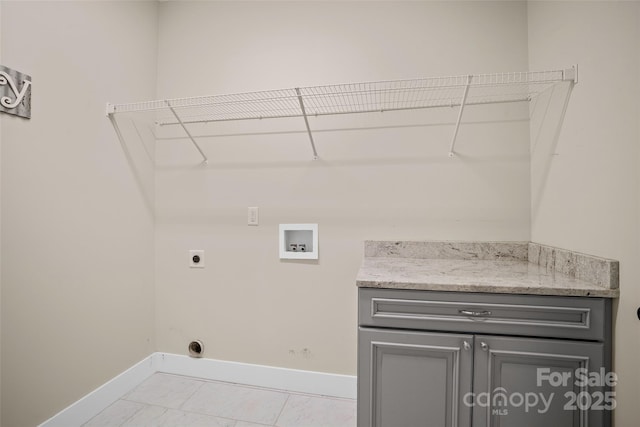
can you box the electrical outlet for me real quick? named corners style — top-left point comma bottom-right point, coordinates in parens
top-left (189, 250), bottom-right (205, 268)
top-left (248, 207), bottom-right (259, 226)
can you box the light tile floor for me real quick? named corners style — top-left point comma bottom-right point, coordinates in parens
top-left (83, 373), bottom-right (357, 427)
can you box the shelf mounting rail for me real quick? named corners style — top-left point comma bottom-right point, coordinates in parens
top-left (106, 66), bottom-right (578, 162)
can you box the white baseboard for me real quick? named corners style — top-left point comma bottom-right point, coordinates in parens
top-left (39, 352), bottom-right (357, 426)
top-left (38, 355), bottom-right (156, 427)
top-left (152, 352), bottom-right (357, 400)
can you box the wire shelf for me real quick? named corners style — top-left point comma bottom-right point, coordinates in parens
top-left (107, 67), bottom-right (577, 162)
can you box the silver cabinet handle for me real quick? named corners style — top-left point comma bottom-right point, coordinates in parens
top-left (463, 341), bottom-right (471, 351)
top-left (459, 309), bottom-right (492, 317)
top-left (480, 342), bottom-right (489, 351)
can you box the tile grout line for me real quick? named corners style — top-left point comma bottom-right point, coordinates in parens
top-left (82, 400), bottom-right (150, 427)
top-left (119, 374), bottom-right (215, 424)
top-left (171, 376), bottom-right (248, 425)
top-left (87, 372), bottom-right (357, 427)
top-left (168, 373), bottom-right (293, 426)
top-left (155, 372), bottom-right (357, 402)
top-left (272, 393), bottom-right (293, 427)
top-left (125, 404), bottom-right (169, 427)
top-left (121, 402), bottom-right (151, 427)
top-left (177, 377), bottom-right (208, 411)
top-left (120, 395), bottom-right (242, 426)
top-left (157, 375), bottom-right (278, 426)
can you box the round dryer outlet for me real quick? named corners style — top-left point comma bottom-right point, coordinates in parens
top-left (188, 340), bottom-right (204, 358)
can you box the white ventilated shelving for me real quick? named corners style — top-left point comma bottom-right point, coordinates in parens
top-left (107, 66), bottom-right (577, 163)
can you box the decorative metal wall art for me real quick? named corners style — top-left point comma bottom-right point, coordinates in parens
top-left (0, 65), bottom-right (31, 119)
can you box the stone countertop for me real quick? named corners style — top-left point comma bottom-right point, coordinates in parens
top-left (357, 241), bottom-right (619, 298)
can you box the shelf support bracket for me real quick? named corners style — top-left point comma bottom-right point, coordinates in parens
top-left (295, 88), bottom-right (319, 160)
top-left (165, 100), bottom-right (209, 164)
top-left (563, 64), bottom-right (578, 84)
top-left (449, 75), bottom-right (472, 157)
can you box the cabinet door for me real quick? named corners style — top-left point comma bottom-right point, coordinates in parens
top-left (358, 327), bottom-right (473, 427)
top-left (472, 335), bottom-right (609, 427)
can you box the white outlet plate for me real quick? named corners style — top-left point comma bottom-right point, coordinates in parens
top-left (189, 250), bottom-right (205, 268)
top-left (248, 207), bottom-right (259, 226)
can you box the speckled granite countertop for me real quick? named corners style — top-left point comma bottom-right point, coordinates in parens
top-left (357, 241), bottom-right (619, 298)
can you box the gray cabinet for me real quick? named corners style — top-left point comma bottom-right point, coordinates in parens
top-left (357, 289), bottom-right (612, 427)
top-left (472, 335), bottom-right (605, 427)
top-left (358, 328), bottom-right (473, 427)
